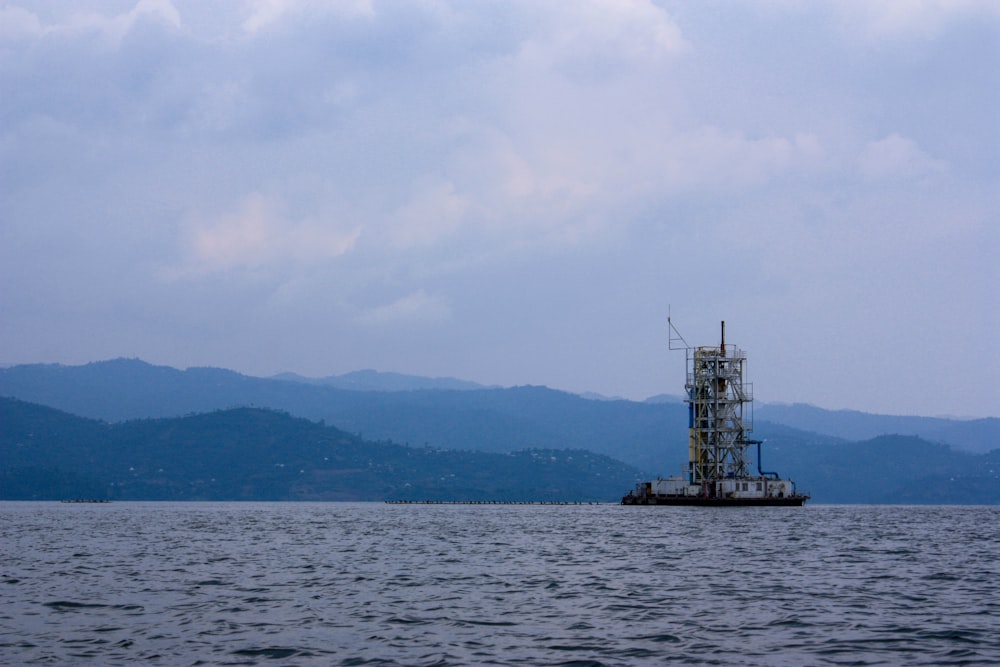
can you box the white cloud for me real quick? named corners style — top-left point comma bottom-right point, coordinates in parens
top-left (654, 128), bottom-right (827, 193)
top-left (858, 133), bottom-right (947, 180)
top-left (0, 0), bottom-right (182, 44)
top-left (242, 0), bottom-right (375, 34)
top-left (355, 289), bottom-right (452, 326)
top-left (516, 0), bottom-right (689, 79)
top-left (834, 0), bottom-right (1000, 41)
top-left (175, 192), bottom-right (360, 276)
top-left (389, 178), bottom-right (469, 249)
top-left (442, 121), bottom-right (606, 241)
top-left (0, 6), bottom-right (44, 41)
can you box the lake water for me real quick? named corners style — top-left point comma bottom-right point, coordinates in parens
top-left (2, 502), bottom-right (998, 666)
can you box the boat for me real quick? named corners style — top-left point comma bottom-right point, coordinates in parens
top-left (622, 319), bottom-right (808, 507)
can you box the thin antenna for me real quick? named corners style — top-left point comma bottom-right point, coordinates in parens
top-left (721, 320), bottom-right (725, 355)
top-left (668, 306), bottom-right (690, 350)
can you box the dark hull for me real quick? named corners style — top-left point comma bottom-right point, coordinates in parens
top-left (621, 495), bottom-right (808, 507)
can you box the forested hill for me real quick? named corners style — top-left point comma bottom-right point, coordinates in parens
top-left (3, 396), bottom-right (999, 504)
top-left (4, 359), bottom-right (997, 474)
top-left (0, 397), bottom-right (640, 502)
top-left (0, 359), bottom-right (685, 473)
top-left (755, 403), bottom-right (998, 454)
top-left (2, 360), bottom-right (999, 504)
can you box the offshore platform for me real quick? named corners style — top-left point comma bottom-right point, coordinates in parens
top-left (622, 318), bottom-right (808, 506)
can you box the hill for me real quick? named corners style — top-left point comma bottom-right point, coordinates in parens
top-left (271, 369), bottom-right (490, 392)
top-left (2, 360), bottom-right (998, 503)
top-left (0, 398), bottom-right (640, 502)
top-left (756, 403), bottom-right (998, 454)
top-left (0, 359), bottom-right (686, 474)
top-left (757, 432), bottom-right (999, 504)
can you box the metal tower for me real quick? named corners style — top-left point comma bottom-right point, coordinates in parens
top-left (670, 318), bottom-right (754, 490)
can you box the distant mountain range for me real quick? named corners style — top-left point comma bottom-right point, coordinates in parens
top-left (754, 402), bottom-right (998, 453)
top-left (271, 369), bottom-right (492, 392)
top-left (1, 359), bottom-right (998, 503)
top-left (0, 398), bottom-right (636, 502)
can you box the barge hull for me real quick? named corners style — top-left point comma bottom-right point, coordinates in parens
top-left (621, 495), bottom-right (808, 507)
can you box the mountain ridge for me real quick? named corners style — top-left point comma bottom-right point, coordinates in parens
top-left (271, 368), bottom-right (493, 392)
top-left (2, 358), bottom-right (995, 456)
top-left (2, 396), bottom-right (997, 504)
top-left (0, 397), bottom-right (640, 502)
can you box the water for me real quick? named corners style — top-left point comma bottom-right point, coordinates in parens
top-left (2, 503), bottom-right (998, 666)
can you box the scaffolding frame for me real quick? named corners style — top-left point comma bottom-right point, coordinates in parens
top-left (670, 318), bottom-right (756, 491)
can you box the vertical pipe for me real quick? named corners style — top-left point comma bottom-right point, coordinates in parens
top-left (754, 440), bottom-right (779, 479)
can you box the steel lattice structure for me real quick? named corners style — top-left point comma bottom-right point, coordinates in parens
top-left (671, 319), bottom-right (755, 487)
top-left (620, 315), bottom-right (807, 505)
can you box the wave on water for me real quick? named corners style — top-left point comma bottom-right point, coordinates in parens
top-left (2, 502), bottom-right (999, 666)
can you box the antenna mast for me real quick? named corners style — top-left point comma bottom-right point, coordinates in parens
top-left (667, 306), bottom-right (689, 351)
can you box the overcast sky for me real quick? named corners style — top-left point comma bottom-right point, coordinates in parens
top-left (2, 1), bottom-right (998, 417)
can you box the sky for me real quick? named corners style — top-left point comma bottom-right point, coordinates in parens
top-left (1, 0), bottom-right (998, 418)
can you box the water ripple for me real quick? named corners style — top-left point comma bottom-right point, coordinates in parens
top-left (1, 502), bottom-right (999, 666)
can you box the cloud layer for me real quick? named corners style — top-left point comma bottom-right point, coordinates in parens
top-left (2, 0), bottom-right (998, 417)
